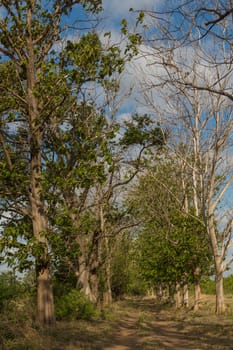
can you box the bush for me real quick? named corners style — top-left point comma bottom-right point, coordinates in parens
top-left (55, 288), bottom-right (96, 320)
top-left (200, 277), bottom-right (215, 294)
top-left (224, 275), bottom-right (233, 294)
top-left (0, 272), bottom-right (24, 307)
top-left (201, 275), bottom-right (233, 295)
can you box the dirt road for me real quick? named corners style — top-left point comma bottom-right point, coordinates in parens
top-left (46, 296), bottom-right (233, 349)
top-left (101, 298), bottom-right (233, 350)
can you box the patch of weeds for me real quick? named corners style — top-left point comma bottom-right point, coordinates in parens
top-left (136, 312), bottom-right (150, 330)
top-left (98, 307), bottom-right (116, 321)
top-left (55, 289), bottom-right (96, 321)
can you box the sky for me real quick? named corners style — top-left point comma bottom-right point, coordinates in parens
top-left (98, 1), bottom-right (163, 118)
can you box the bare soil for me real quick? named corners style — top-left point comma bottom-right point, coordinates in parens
top-left (49, 295), bottom-right (233, 350)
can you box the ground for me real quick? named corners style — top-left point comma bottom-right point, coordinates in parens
top-left (2, 294), bottom-right (233, 349)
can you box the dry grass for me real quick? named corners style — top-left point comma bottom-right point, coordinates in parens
top-left (1, 294), bottom-right (233, 350)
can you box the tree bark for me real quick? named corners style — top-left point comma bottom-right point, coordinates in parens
top-left (30, 172), bottom-right (55, 325)
top-left (183, 283), bottom-right (189, 307)
top-left (102, 258), bottom-right (112, 306)
top-left (76, 255), bottom-right (97, 303)
top-left (176, 281), bottom-right (182, 309)
top-left (215, 257), bottom-right (225, 314)
top-left (37, 268), bottom-right (55, 325)
top-left (168, 282), bottom-right (175, 305)
top-left (193, 281), bottom-right (201, 311)
top-left (208, 206), bottom-right (226, 314)
top-left (193, 267), bottom-right (201, 311)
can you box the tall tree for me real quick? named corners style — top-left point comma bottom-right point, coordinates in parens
top-left (129, 156), bottom-right (212, 308)
top-left (0, 0), bottom-right (104, 325)
top-left (46, 110), bottom-right (165, 305)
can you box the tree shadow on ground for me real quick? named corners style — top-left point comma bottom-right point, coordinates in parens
top-left (45, 298), bottom-right (233, 350)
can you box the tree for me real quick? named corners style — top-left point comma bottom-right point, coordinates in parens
top-left (129, 157), bottom-right (212, 308)
top-left (45, 109), bottom-right (165, 305)
top-left (0, 0), bottom-right (105, 326)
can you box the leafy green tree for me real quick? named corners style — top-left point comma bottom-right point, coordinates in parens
top-left (0, 0), bottom-right (159, 324)
top-left (0, 0), bottom-right (110, 326)
top-left (136, 213), bottom-right (212, 290)
top-left (129, 156), bottom-right (212, 307)
top-left (45, 111), bottom-right (165, 305)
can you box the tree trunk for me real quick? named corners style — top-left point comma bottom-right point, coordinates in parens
top-left (29, 125), bottom-right (55, 325)
top-left (90, 272), bottom-right (99, 303)
top-left (193, 280), bottom-right (201, 311)
top-left (102, 243), bottom-right (112, 306)
top-left (26, 5), bottom-right (55, 326)
top-left (30, 194), bottom-right (55, 325)
top-left (37, 268), bottom-right (55, 325)
top-left (176, 282), bottom-right (182, 308)
top-left (146, 287), bottom-right (155, 298)
top-left (168, 282), bottom-right (175, 305)
top-left (102, 262), bottom-right (112, 306)
top-left (193, 267), bottom-right (201, 311)
top-left (76, 255), bottom-right (97, 303)
top-left (215, 258), bottom-right (225, 314)
top-left (183, 283), bottom-right (189, 307)
top-left (102, 289), bottom-right (112, 306)
top-left (208, 210), bottom-right (226, 314)
top-left (156, 283), bottom-right (165, 301)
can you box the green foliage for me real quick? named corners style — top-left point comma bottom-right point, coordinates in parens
top-left (55, 289), bottom-right (96, 320)
top-left (0, 0), bottom-right (150, 324)
top-left (0, 272), bottom-right (25, 307)
top-left (0, 271), bottom-right (37, 347)
top-left (201, 277), bottom-right (216, 294)
top-left (126, 257), bottom-right (148, 296)
top-left (0, 279), bottom-right (38, 350)
top-left (0, 218), bottom-right (35, 271)
top-left (135, 212), bottom-right (212, 286)
top-left (61, 32), bottom-right (124, 84)
top-left (128, 157), bottom-right (213, 288)
top-left (120, 114), bottom-right (165, 147)
top-left (224, 275), bottom-right (233, 294)
top-left (0, 0), bottom-right (125, 283)
top-left (110, 234), bottom-right (147, 297)
top-left (111, 246), bottom-right (131, 298)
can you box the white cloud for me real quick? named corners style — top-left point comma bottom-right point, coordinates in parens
top-left (124, 42), bottom-right (233, 116)
top-left (116, 112), bottom-right (132, 123)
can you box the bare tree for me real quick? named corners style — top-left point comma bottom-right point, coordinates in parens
top-left (143, 42), bottom-right (233, 312)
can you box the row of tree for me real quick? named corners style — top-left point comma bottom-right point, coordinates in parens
top-left (131, 0), bottom-right (233, 314)
top-left (0, 0), bottom-right (163, 325)
top-left (0, 0), bottom-right (232, 326)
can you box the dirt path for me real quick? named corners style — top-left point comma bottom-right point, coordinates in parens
top-left (51, 296), bottom-right (233, 349)
top-left (101, 298), bottom-right (233, 350)
top-left (104, 312), bottom-right (140, 350)
top-left (3, 295), bottom-right (233, 349)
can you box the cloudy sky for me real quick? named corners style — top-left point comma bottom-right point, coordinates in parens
top-left (95, 1), bottom-right (163, 120)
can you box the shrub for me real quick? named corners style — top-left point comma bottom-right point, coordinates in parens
top-left (223, 275), bottom-right (233, 294)
top-left (0, 272), bottom-right (24, 307)
top-left (55, 288), bottom-right (96, 320)
top-left (201, 275), bottom-right (233, 295)
top-left (200, 277), bottom-right (215, 294)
